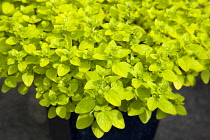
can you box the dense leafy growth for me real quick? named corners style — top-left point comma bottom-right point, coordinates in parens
top-left (1, 0), bottom-right (210, 138)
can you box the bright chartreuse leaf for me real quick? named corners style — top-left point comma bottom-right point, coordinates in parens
top-left (104, 40), bottom-right (117, 54)
top-left (23, 44), bottom-right (36, 54)
top-left (114, 49), bottom-right (131, 58)
top-left (8, 65), bottom-right (18, 75)
top-left (139, 109), bottom-right (152, 124)
top-left (131, 44), bottom-right (153, 55)
top-left (18, 61), bottom-right (27, 72)
top-left (177, 56), bottom-right (192, 72)
top-left (48, 90), bottom-right (57, 101)
top-left (85, 71), bottom-right (101, 81)
top-left (104, 89), bottom-right (121, 106)
top-left (55, 49), bottom-right (67, 57)
top-left (176, 105), bottom-right (187, 115)
top-left (110, 86), bottom-right (132, 101)
top-left (187, 74), bottom-right (196, 86)
top-left (4, 76), bottom-right (17, 88)
top-left (75, 97), bottom-right (95, 114)
top-left (162, 70), bottom-right (178, 82)
top-left (174, 66), bottom-right (182, 75)
top-left (149, 63), bottom-right (160, 71)
top-left (109, 110), bottom-right (125, 129)
top-left (48, 106), bottom-right (57, 119)
top-left (56, 106), bottom-right (67, 118)
top-left (57, 64), bottom-right (70, 77)
top-left (5, 37), bottom-right (18, 45)
top-left (40, 58), bottom-right (50, 67)
top-left (201, 70), bottom-right (210, 84)
top-left (147, 97), bottom-right (158, 111)
top-left (57, 94), bottom-right (69, 105)
top-left (0, 37), bottom-right (11, 53)
top-left (96, 111), bottom-right (112, 132)
top-left (2, 2), bottom-right (15, 15)
top-left (134, 62), bottom-right (143, 75)
top-left (173, 80), bottom-right (183, 90)
top-left (112, 62), bottom-right (131, 77)
top-left (191, 59), bottom-right (205, 72)
top-left (173, 75), bottom-right (184, 90)
top-left (158, 96), bottom-right (177, 115)
top-left (84, 80), bottom-right (99, 89)
top-left (70, 57), bottom-right (81, 66)
top-left (93, 53), bottom-right (108, 60)
top-left (91, 121), bottom-right (104, 138)
top-left (39, 98), bottom-right (50, 107)
top-left (46, 68), bottom-right (57, 81)
top-left (163, 91), bottom-right (177, 100)
top-left (79, 61), bottom-right (91, 73)
top-left (95, 65), bottom-right (109, 77)
top-left (79, 41), bottom-right (94, 50)
top-left (18, 84), bottom-right (29, 95)
top-left (132, 78), bottom-right (142, 88)
top-left (76, 113), bottom-right (94, 129)
top-left (22, 73), bottom-right (34, 87)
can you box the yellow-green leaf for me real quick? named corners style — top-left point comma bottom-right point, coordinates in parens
top-left (18, 84), bottom-right (29, 95)
top-left (156, 109), bottom-right (167, 119)
top-left (75, 97), bottom-right (95, 113)
top-left (158, 97), bottom-right (176, 115)
top-left (128, 100), bottom-right (144, 116)
top-left (5, 37), bottom-right (18, 45)
top-left (46, 68), bottom-right (57, 81)
top-left (147, 97), bottom-right (158, 111)
top-left (112, 62), bottom-right (130, 77)
top-left (18, 61), bottom-right (27, 72)
top-left (110, 110), bottom-right (125, 129)
top-left (2, 2), bottom-right (15, 15)
top-left (139, 109), bottom-right (152, 124)
top-left (40, 58), bottom-right (50, 67)
top-left (162, 70), bottom-right (178, 82)
top-left (56, 106), bottom-right (67, 118)
top-left (201, 70), bottom-right (210, 84)
top-left (8, 65), bottom-right (18, 75)
top-left (176, 105), bottom-right (187, 115)
top-left (70, 57), bottom-right (81, 66)
top-left (23, 44), bottom-right (36, 54)
top-left (57, 64), bottom-right (70, 76)
top-left (4, 76), bottom-right (17, 88)
top-left (76, 113), bottom-right (94, 129)
top-left (96, 111), bottom-right (112, 132)
top-left (132, 78), bottom-right (142, 88)
top-left (104, 89), bottom-right (121, 106)
top-left (22, 73), bottom-right (34, 87)
top-left (91, 121), bottom-right (104, 138)
top-left (48, 107), bottom-right (57, 119)
top-left (177, 56), bottom-right (192, 72)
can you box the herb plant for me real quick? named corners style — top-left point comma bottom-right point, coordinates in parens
top-left (1, 0), bottom-right (210, 138)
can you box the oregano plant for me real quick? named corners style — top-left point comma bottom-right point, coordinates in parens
top-left (0, 0), bottom-right (210, 138)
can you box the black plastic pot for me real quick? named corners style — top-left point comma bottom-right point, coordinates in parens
top-left (49, 111), bottom-right (159, 140)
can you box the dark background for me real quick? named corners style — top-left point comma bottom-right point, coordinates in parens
top-left (0, 78), bottom-right (210, 140)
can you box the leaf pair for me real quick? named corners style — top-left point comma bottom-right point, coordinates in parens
top-left (93, 110), bottom-right (125, 138)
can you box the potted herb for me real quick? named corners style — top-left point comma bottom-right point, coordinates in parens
top-left (0, 0), bottom-right (210, 139)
